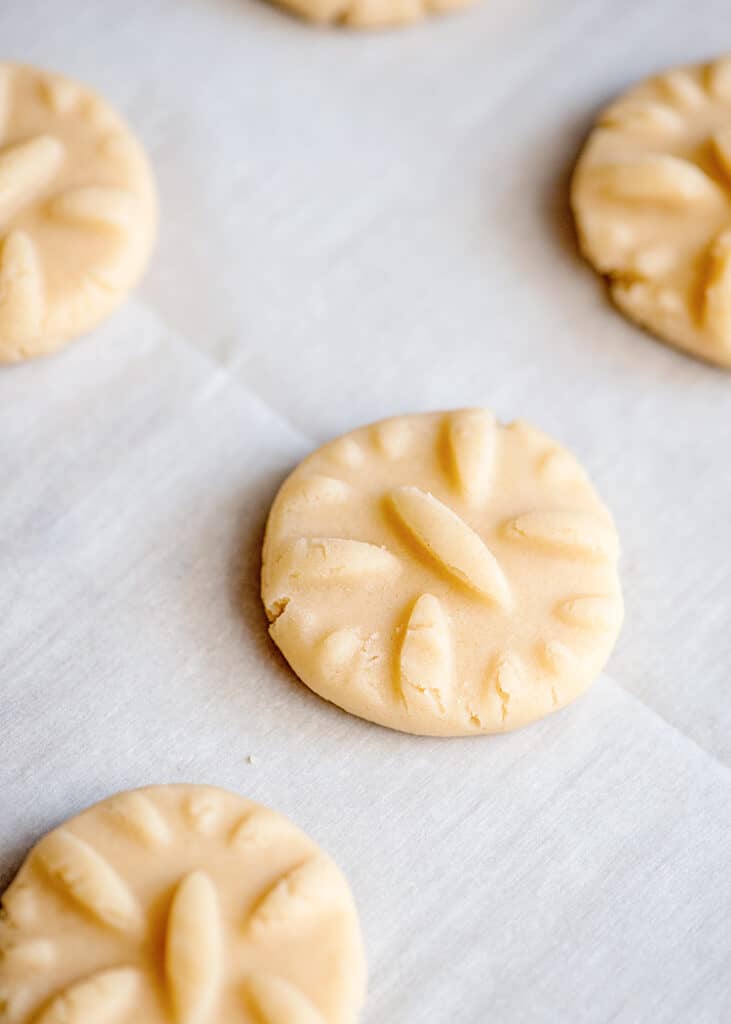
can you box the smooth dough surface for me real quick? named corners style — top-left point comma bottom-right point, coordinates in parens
top-left (572, 54), bottom-right (731, 368)
top-left (0, 63), bottom-right (157, 363)
top-left (269, 0), bottom-right (470, 30)
top-left (261, 409), bottom-right (623, 737)
top-left (0, 785), bottom-right (366, 1024)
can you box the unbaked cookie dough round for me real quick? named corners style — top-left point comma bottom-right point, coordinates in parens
top-left (0, 785), bottom-right (366, 1024)
top-left (261, 409), bottom-right (623, 737)
top-left (0, 63), bottom-right (157, 363)
top-left (572, 54), bottom-right (731, 368)
top-left (270, 0), bottom-right (470, 29)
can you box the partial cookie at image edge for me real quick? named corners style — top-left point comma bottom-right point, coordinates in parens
top-left (0, 62), bottom-right (157, 364)
top-left (571, 53), bottom-right (731, 368)
top-left (0, 784), bottom-right (366, 1024)
top-left (267, 0), bottom-right (472, 30)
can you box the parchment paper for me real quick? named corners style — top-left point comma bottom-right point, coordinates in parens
top-left (1, 1), bottom-right (730, 1020)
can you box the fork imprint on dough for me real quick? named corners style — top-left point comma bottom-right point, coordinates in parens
top-left (703, 229), bottom-right (731, 346)
top-left (399, 594), bottom-right (452, 715)
top-left (537, 639), bottom-right (576, 677)
top-left (389, 486), bottom-right (512, 607)
top-left (572, 54), bottom-right (731, 366)
top-left (104, 791), bottom-right (172, 848)
top-left (447, 407), bottom-right (496, 503)
top-left (185, 790), bottom-right (225, 835)
top-left (265, 538), bottom-right (401, 620)
top-left (0, 939), bottom-right (55, 971)
top-left (708, 56), bottom-right (731, 100)
top-left (601, 100), bottom-right (685, 136)
top-left (35, 830), bottom-right (141, 933)
top-left (712, 127), bottom-right (731, 180)
top-left (230, 809), bottom-right (300, 852)
top-left (261, 409), bottom-right (623, 736)
top-left (0, 62), bottom-right (156, 362)
top-left (328, 438), bottom-right (365, 469)
top-left (660, 70), bottom-right (707, 110)
top-left (286, 475), bottom-right (354, 511)
top-left (165, 873), bottom-right (222, 1024)
top-left (39, 75), bottom-right (80, 115)
top-left (0, 786), bottom-right (365, 1024)
top-left (317, 628), bottom-right (383, 697)
top-left (0, 135), bottom-right (65, 222)
top-left (34, 967), bottom-right (140, 1024)
top-left (1, 885), bottom-right (39, 929)
top-left (588, 156), bottom-right (723, 206)
top-left (244, 973), bottom-right (327, 1024)
top-left (487, 652), bottom-right (527, 723)
top-left (320, 627), bottom-right (365, 669)
top-left (556, 595), bottom-right (622, 631)
top-left (49, 186), bottom-right (139, 232)
top-left (246, 858), bottom-right (340, 936)
top-left (503, 511), bottom-right (618, 562)
top-left (372, 417), bottom-right (413, 459)
top-left (0, 231), bottom-right (44, 344)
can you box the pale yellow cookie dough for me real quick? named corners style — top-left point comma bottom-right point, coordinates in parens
top-left (572, 54), bottom-right (731, 368)
top-left (0, 63), bottom-right (157, 363)
top-left (261, 409), bottom-right (623, 737)
top-left (270, 0), bottom-right (470, 29)
top-left (0, 785), bottom-right (366, 1024)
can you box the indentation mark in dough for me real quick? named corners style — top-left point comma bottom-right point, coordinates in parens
top-left (589, 155), bottom-right (725, 207)
top-left (35, 830), bottom-right (141, 933)
top-left (388, 486), bottom-right (512, 608)
top-left (245, 858), bottom-right (338, 937)
top-left (48, 186), bottom-right (138, 233)
top-left (445, 408), bottom-right (496, 504)
top-left (244, 972), bottom-right (326, 1024)
top-left (34, 967), bottom-right (139, 1024)
top-left (0, 231), bottom-right (44, 348)
top-left (165, 872), bottom-right (222, 1024)
top-left (503, 510), bottom-right (618, 562)
top-left (104, 791), bottom-right (172, 848)
top-left (398, 593), bottom-right (452, 715)
top-left (0, 135), bottom-right (65, 223)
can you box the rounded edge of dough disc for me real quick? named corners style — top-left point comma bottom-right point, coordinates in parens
top-left (571, 54), bottom-right (731, 368)
top-left (261, 409), bottom-right (624, 737)
top-left (0, 784), bottom-right (367, 1024)
top-left (0, 61), bottom-right (158, 364)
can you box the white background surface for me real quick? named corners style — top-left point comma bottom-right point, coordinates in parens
top-left (1, 1), bottom-right (730, 1020)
